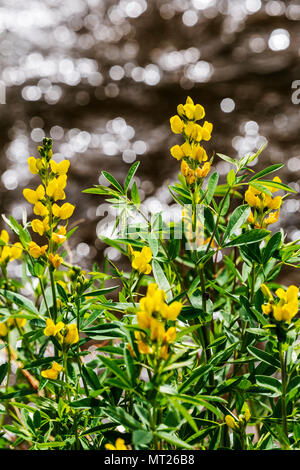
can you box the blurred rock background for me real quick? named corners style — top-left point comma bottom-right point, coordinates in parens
top-left (0, 0), bottom-right (300, 282)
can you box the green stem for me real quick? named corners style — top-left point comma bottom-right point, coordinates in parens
top-left (279, 342), bottom-right (288, 443)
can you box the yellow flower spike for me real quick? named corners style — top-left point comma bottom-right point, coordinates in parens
top-left (50, 159), bottom-right (70, 175)
top-left (28, 157), bottom-right (39, 175)
top-left (131, 246), bottom-right (152, 275)
top-left (31, 217), bottom-right (50, 237)
top-left (105, 438), bottom-right (128, 451)
top-left (33, 201), bottom-right (49, 217)
top-left (225, 415), bottom-right (239, 430)
top-left (41, 361), bottom-right (63, 380)
top-left (170, 115), bottom-right (184, 134)
top-left (23, 185), bottom-right (45, 205)
top-left (0, 230), bottom-right (9, 244)
top-left (44, 318), bottom-right (65, 337)
top-left (170, 145), bottom-right (185, 161)
top-left (28, 241), bottom-right (48, 258)
top-left (52, 202), bottom-right (75, 220)
top-left (64, 324), bottom-right (79, 345)
top-left (0, 322), bottom-right (8, 337)
top-left (49, 253), bottom-right (63, 269)
top-left (10, 243), bottom-right (23, 260)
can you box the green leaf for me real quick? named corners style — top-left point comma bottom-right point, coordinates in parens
top-left (256, 375), bottom-right (281, 395)
top-left (132, 430), bottom-right (152, 447)
top-left (222, 205), bottom-right (251, 244)
top-left (205, 172), bottom-right (218, 204)
top-left (154, 431), bottom-right (193, 450)
top-left (247, 346), bottom-right (280, 368)
top-left (124, 161), bottom-right (140, 193)
top-left (227, 169), bottom-right (235, 186)
top-left (131, 181), bottom-right (140, 205)
top-left (152, 259), bottom-right (173, 301)
top-left (216, 153), bottom-right (237, 166)
top-left (99, 354), bottom-right (130, 387)
top-left (79, 286), bottom-right (118, 299)
top-left (224, 229), bottom-right (270, 248)
top-left (0, 363), bottom-right (8, 384)
top-left (101, 171), bottom-right (124, 193)
top-left (262, 232), bottom-right (282, 264)
top-left (258, 179), bottom-right (296, 193)
top-left (124, 345), bottom-right (136, 386)
top-left (249, 164), bottom-right (284, 182)
top-left (104, 406), bottom-right (143, 430)
top-left (0, 290), bottom-right (40, 317)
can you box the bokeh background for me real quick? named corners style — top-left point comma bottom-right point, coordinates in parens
top-left (1, 0), bottom-right (300, 282)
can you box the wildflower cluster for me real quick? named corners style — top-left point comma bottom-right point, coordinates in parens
top-left (245, 177), bottom-right (282, 228)
top-left (0, 229), bottom-right (22, 266)
top-left (135, 283), bottom-right (182, 359)
top-left (23, 138), bottom-right (75, 269)
top-left (261, 284), bottom-right (299, 323)
top-left (170, 96), bottom-right (213, 184)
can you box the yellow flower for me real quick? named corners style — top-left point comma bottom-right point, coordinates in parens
top-left (170, 115), bottom-right (184, 134)
top-left (139, 283), bottom-right (165, 315)
top-left (7, 317), bottom-right (27, 328)
top-left (201, 121), bottom-right (213, 141)
top-left (244, 407), bottom-right (251, 423)
top-left (196, 162), bottom-right (211, 179)
top-left (105, 438), bottom-right (128, 450)
top-left (225, 415), bottom-right (239, 430)
top-left (41, 361), bottom-right (63, 380)
top-left (9, 243), bottom-right (23, 260)
top-left (33, 201), bottom-right (48, 217)
top-left (273, 285), bottom-right (299, 323)
top-left (31, 217), bottom-right (50, 236)
top-left (181, 160), bottom-right (190, 177)
top-left (185, 121), bottom-right (202, 142)
top-left (131, 246), bottom-right (152, 274)
top-left (264, 211), bottom-right (279, 226)
top-left (150, 318), bottom-right (165, 341)
top-left (44, 318), bottom-right (65, 337)
top-left (52, 202), bottom-right (75, 220)
top-left (0, 230), bottom-right (9, 244)
top-left (137, 340), bottom-right (152, 355)
top-left (64, 324), bottom-right (79, 345)
top-left (161, 301), bottom-right (182, 320)
top-left (46, 175), bottom-right (67, 201)
top-left (0, 322), bottom-right (8, 337)
top-left (262, 285), bottom-right (299, 323)
top-left (52, 226), bottom-right (67, 244)
top-left (177, 97), bottom-right (205, 121)
top-left (23, 185), bottom-right (45, 205)
top-left (49, 253), bottom-right (63, 269)
top-left (0, 246), bottom-right (12, 264)
top-left (27, 157), bottom-right (39, 174)
top-left (170, 145), bottom-right (185, 161)
top-left (261, 284), bottom-right (273, 300)
top-left (137, 310), bottom-right (152, 329)
top-left (164, 326), bottom-right (176, 343)
top-left (50, 159), bottom-right (70, 175)
top-left (28, 241), bottom-right (48, 258)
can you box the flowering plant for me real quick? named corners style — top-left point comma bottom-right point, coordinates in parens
top-left (0, 98), bottom-right (299, 451)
